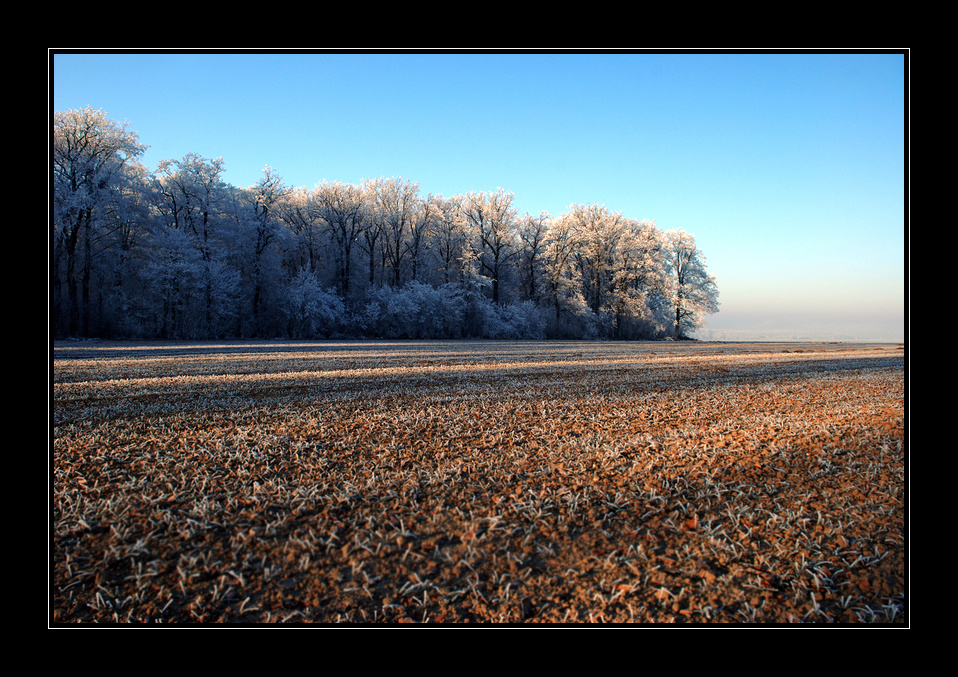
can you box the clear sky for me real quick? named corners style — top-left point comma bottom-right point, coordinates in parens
top-left (51, 49), bottom-right (907, 342)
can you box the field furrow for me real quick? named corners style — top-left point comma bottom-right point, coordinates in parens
top-left (52, 340), bottom-right (906, 624)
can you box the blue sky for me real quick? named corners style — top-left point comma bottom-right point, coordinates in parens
top-left (51, 50), bottom-right (907, 342)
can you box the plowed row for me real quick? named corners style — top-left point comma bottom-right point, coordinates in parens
top-left (52, 340), bottom-right (906, 624)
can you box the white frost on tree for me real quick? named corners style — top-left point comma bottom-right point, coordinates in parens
top-left (51, 108), bottom-right (724, 342)
top-left (53, 107), bottom-right (147, 336)
top-left (665, 229), bottom-right (720, 338)
top-left (285, 266), bottom-right (346, 338)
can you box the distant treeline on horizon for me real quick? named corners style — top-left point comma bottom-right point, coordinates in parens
top-left (53, 107), bottom-right (719, 341)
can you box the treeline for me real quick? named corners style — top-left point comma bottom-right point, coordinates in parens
top-left (52, 107), bottom-right (719, 341)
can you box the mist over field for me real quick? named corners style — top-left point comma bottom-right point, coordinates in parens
top-left (694, 314), bottom-right (905, 343)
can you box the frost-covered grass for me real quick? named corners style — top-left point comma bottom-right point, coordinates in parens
top-left (52, 340), bottom-right (906, 624)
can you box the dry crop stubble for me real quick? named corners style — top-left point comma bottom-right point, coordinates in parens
top-left (52, 340), bottom-right (905, 623)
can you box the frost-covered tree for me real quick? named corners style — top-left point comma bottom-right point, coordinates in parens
top-left (279, 187), bottom-right (327, 277)
top-left (362, 281), bottom-right (457, 339)
top-left (608, 219), bottom-right (670, 339)
top-left (240, 166), bottom-right (291, 336)
top-left (542, 210), bottom-right (584, 330)
top-left (151, 154), bottom-right (235, 337)
top-left (665, 229), bottom-right (720, 338)
top-left (516, 211), bottom-right (551, 304)
top-left (53, 107), bottom-right (147, 336)
top-left (567, 203), bottom-right (626, 319)
top-left (350, 182), bottom-right (384, 289)
top-left (374, 176), bottom-right (420, 288)
top-left (143, 225), bottom-right (205, 338)
top-left (463, 188), bottom-right (519, 305)
top-left (285, 266), bottom-right (346, 338)
top-left (51, 107), bottom-right (723, 342)
top-left (427, 195), bottom-right (469, 285)
top-left (94, 161), bottom-right (154, 337)
top-left (406, 193), bottom-right (438, 284)
top-left (311, 180), bottom-right (367, 300)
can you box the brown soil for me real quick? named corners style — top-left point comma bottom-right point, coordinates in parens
top-left (52, 340), bottom-right (906, 624)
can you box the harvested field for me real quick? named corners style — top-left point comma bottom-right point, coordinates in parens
top-left (51, 340), bottom-right (907, 624)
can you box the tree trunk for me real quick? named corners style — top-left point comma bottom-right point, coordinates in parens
top-left (81, 208), bottom-right (93, 336)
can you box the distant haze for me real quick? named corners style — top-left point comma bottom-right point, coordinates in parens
top-left (694, 309), bottom-right (905, 342)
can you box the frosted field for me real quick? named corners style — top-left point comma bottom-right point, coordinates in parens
top-left (52, 340), bottom-right (906, 624)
